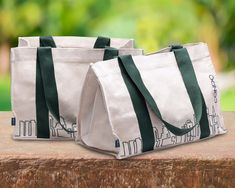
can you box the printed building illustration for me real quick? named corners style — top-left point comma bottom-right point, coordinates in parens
top-left (15, 115), bottom-right (76, 138)
top-left (120, 104), bottom-right (223, 157)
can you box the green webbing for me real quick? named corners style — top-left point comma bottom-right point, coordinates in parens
top-left (94, 36), bottom-right (110, 48)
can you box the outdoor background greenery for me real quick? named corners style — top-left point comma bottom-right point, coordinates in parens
top-left (0, 0), bottom-right (235, 111)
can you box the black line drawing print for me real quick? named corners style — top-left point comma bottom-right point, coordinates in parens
top-left (153, 115), bottom-right (199, 148)
top-left (207, 105), bottom-right (222, 135)
top-left (208, 74), bottom-right (227, 134)
top-left (120, 104), bottom-right (223, 157)
top-left (209, 75), bottom-right (218, 103)
top-left (153, 123), bottom-right (174, 147)
top-left (120, 137), bottom-right (142, 157)
top-left (50, 115), bottom-right (76, 138)
top-left (181, 116), bottom-right (200, 143)
top-left (15, 116), bottom-right (76, 138)
top-left (118, 74), bottom-right (223, 157)
top-left (15, 119), bottom-right (36, 137)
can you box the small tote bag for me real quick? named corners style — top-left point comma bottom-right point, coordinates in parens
top-left (18, 36), bottom-right (135, 48)
top-left (77, 42), bottom-right (226, 159)
top-left (11, 46), bottom-right (143, 140)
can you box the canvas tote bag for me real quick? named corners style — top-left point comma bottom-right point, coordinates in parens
top-left (18, 36), bottom-right (135, 48)
top-left (11, 44), bottom-right (143, 140)
top-left (77, 42), bottom-right (226, 159)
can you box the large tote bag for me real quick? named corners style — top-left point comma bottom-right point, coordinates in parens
top-left (77, 43), bottom-right (226, 159)
top-left (18, 36), bottom-right (134, 48)
top-left (11, 47), bottom-right (143, 140)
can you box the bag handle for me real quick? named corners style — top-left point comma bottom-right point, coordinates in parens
top-left (118, 47), bottom-right (210, 136)
top-left (36, 37), bottom-right (58, 138)
top-left (40, 36), bottom-right (56, 47)
top-left (36, 46), bottom-right (119, 138)
top-left (36, 47), bottom-right (75, 138)
top-left (103, 47), bottom-right (119, 60)
top-left (94, 36), bottom-right (110, 48)
top-left (170, 45), bottom-right (210, 138)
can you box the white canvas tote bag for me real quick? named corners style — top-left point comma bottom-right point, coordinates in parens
top-left (77, 42), bottom-right (226, 159)
top-left (18, 36), bottom-right (135, 48)
top-left (11, 47), bottom-right (143, 140)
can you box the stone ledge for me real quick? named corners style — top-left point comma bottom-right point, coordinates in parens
top-left (0, 112), bottom-right (234, 188)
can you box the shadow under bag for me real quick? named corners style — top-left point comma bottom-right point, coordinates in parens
top-left (77, 43), bottom-right (226, 159)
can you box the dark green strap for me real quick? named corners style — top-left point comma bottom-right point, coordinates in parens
top-left (118, 55), bottom-right (194, 136)
top-left (40, 36), bottom-right (56, 47)
top-left (37, 48), bottom-right (60, 121)
top-left (118, 58), bottom-right (155, 152)
top-left (35, 38), bottom-right (116, 138)
top-left (36, 51), bottom-right (50, 138)
top-left (199, 96), bottom-right (210, 139)
top-left (94, 36), bottom-right (110, 48)
top-left (36, 37), bottom-right (56, 138)
top-left (36, 47), bottom-right (75, 138)
top-left (172, 46), bottom-right (210, 139)
top-left (36, 47), bottom-right (58, 138)
top-left (118, 49), bottom-right (210, 137)
top-left (173, 47), bottom-right (202, 121)
top-left (103, 47), bottom-right (119, 60)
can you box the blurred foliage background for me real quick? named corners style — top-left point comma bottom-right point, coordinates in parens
top-left (0, 0), bottom-right (235, 111)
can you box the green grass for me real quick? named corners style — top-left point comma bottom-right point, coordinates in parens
top-left (221, 86), bottom-right (235, 111)
top-left (0, 76), bottom-right (234, 111)
top-left (0, 76), bottom-right (11, 111)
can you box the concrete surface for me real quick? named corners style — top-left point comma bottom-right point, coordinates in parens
top-left (0, 112), bottom-right (234, 188)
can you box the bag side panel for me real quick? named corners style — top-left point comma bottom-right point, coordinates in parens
top-left (11, 48), bottom-right (37, 139)
top-left (77, 66), bottom-right (118, 154)
top-left (191, 47), bottom-right (226, 136)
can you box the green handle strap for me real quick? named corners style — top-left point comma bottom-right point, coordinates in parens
top-left (171, 45), bottom-right (210, 138)
top-left (40, 36), bottom-right (56, 47)
top-left (36, 46), bottom-right (119, 138)
top-left (118, 47), bottom-right (210, 137)
top-left (118, 57), bottom-right (155, 152)
top-left (36, 47), bottom-right (76, 138)
top-left (36, 50), bottom-right (50, 138)
top-left (103, 47), bottom-right (119, 60)
top-left (94, 36), bottom-right (110, 48)
top-left (36, 37), bottom-right (56, 138)
top-left (37, 48), bottom-right (60, 124)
